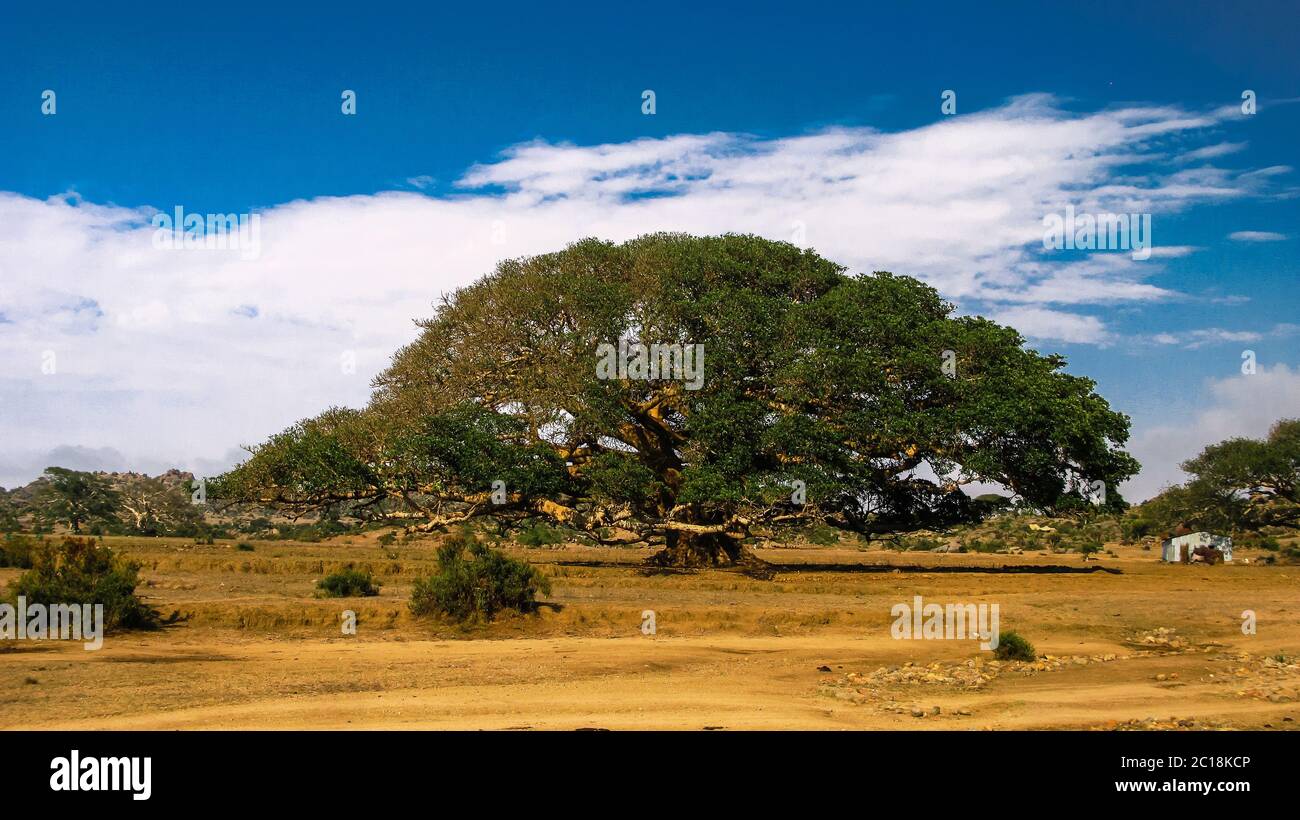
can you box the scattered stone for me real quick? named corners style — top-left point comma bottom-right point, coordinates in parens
top-left (818, 652), bottom-right (1128, 713)
top-left (1206, 651), bottom-right (1300, 703)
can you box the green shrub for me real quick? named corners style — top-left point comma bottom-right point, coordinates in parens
top-left (241, 517), bottom-right (273, 533)
top-left (994, 630), bottom-right (1036, 662)
top-left (377, 532), bottom-right (397, 547)
top-left (803, 523), bottom-right (840, 546)
top-left (1121, 516), bottom-right (1157, 542)
top-left (316, 567), bottom-right (380, 597)
top-left (236, 542), bottom-right (255, 552)
top-left (516, 522), bottom-right (563, 547)
top-left (8, 537), bottom-right (164, 630)
top-left (410, 530), bottom-right (551, 622)
top-left (0, 533), bottom-right (39, 568)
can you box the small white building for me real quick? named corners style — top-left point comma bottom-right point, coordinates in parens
top-left (1162, 532), bottom-right (1233, 563)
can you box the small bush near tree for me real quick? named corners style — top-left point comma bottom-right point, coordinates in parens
top-left (516, 522), bottom-right (564, 548)
top-left (316, 567), bottom-right (380, 597)
top-left (803, 523), bottom-right (840, 546)
top-left (994, 630), bottom-right (1037, 662)
top-left (0, 533), bottom-right (39, 568)
top-left (410, 529), bottom-right (551, 621)
top-left (8, 537), bottom-right (164, 630)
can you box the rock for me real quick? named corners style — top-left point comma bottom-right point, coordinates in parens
top-left (817, 665), bottom-right (832, 672)
top-left (930, 706), bottom-right (941, 715)
top-left (956, 707), bottom-right (972, 716)
top-left (910, 707), bottom-right (925, 718)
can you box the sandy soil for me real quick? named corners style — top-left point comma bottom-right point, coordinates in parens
top-left (1, 536), bottom-right (1297, 730)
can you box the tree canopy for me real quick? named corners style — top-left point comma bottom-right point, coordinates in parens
top-left (1136, 418), bottom-right (1300, 535)
top-left (32, 467), bottom-right (121, 533)
top-left (212, 234), bottom-right (1139, 567)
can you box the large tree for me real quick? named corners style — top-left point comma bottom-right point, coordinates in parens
top-left (213, 234), bottom-right (1138, 568)
top-left (31, 467), bottom-right (122, 533)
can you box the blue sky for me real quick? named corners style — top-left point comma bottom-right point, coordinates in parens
top-left (0, 0), bottom-right (1297, 499)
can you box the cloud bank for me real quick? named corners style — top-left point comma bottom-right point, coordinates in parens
top-left (0, 94), bottom-right (1287, 491)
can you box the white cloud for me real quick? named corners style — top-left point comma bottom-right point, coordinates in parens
top-left (1125, 365), bottom-right (1300, 501)
top-left (0, 95), bottom-right (1288, 486)
top-left (1140, 323), bottom-right (1299, 350)
top-left (1179, 141), bottom-right (1247, 161)
top-left (1229, 230), bottom-right (1287, 242)
top-left (987, 306), bottom-right (1109, 344)
top-left (1146, 245), bottom-right (1200, 258)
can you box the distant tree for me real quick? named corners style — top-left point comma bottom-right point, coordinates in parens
top-left (0, 490), bottom-right (21, 532)
top-left (213, 234), bottom-right (1138, 569)
top-left (31, 468), bottom-right (122, 534)
top-left (118, 475), bottom-right (204, 535)
top-left (1137, 419), bottom-right (1300, 535)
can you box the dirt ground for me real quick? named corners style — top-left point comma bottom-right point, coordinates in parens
top-left (1, 535), bottom-right (1297, 730)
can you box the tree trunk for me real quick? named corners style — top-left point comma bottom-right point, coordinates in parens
top-left (647, 530), bottom-right (772, 577)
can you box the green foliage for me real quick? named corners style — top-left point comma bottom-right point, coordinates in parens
top-left (117, 475), bottom-right (204, 536)
top-left (0, 492), bottom-right (21, 533)
top-left (802, 523), bottom-right (840, 545)
top-left (1139, 419), bottom-right (1300, 536)
top-left (0, 533), bottom-right (39, 568)
top-left (8, 537), bottom-right (163, 630)
top-left (240, 517), bottom-right (273, 533)
top-left (236, 542), bottom-right (255, 552)
top-left (583, 452), bottom-right (661, 506)
top-left (516, 522), bottom-right (564, 547)
top-left (1235, 532), bottom-right (1281, 551)
top-left (905, 536), bottom-right (944, 551)
top-left (214, 234), bottom-right (1140, 561)
top-left (31, 468), bottom-right (121, 533)
top-left (1121, 516), bottom-right (1158, 542)
top-left (994, 631), bottom-right (1036, 662)
top-left (377, 532), bottom-right (397, 547)
top-left (316, 567), bottom-right (380, 597)
top-left (410, 530), bottom-right (551, 622)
